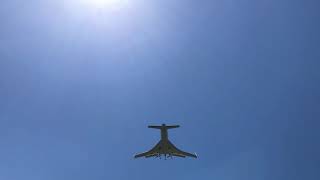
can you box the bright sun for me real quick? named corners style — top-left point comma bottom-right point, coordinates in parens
top-left (79, 0), bottom-right (127, 9)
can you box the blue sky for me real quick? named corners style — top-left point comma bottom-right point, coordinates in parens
top-left (1, 0), bottom-right (320, 179)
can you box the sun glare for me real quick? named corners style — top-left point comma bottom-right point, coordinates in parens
top-left (79, 0), bottom-right (128, 9)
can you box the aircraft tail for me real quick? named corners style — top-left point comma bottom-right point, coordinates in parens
top-left (148, 125), bottom-right (180, 129)
top-left (165, 125), bottom-right (180, 129)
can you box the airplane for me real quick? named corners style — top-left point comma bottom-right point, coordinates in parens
top-left (134, 124), bottom-right (197, 159)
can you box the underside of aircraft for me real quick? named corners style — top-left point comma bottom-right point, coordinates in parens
top-left (134, 124), bottom-right (197, 159)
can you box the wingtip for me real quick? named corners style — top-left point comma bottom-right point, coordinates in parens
top-left (194, 152), bottom-right (198, 158)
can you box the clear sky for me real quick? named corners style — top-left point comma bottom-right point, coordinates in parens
top-left (1, 0), bottom-right (320, 179)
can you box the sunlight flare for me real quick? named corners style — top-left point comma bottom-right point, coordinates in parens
top-left (79, 0), bottom-right (128, 10)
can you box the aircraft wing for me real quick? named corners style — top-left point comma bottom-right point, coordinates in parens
top-left (134, 141), bottom-right (161, 158)
top-left (168, 141), bottom-right (197, 158)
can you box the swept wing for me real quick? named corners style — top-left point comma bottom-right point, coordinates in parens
top-left (168, 141), bottom-right (197, 158)
top-left (134, 141), bottom-right (161, 158)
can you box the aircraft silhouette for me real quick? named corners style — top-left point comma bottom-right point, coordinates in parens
top-left (134, 124), bottom-right (197, 159)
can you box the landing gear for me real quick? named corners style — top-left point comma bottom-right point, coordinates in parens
top-left (154, 153), bottom-right (173, 159)
top-left (164, 154), bottom-right (173, 160)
